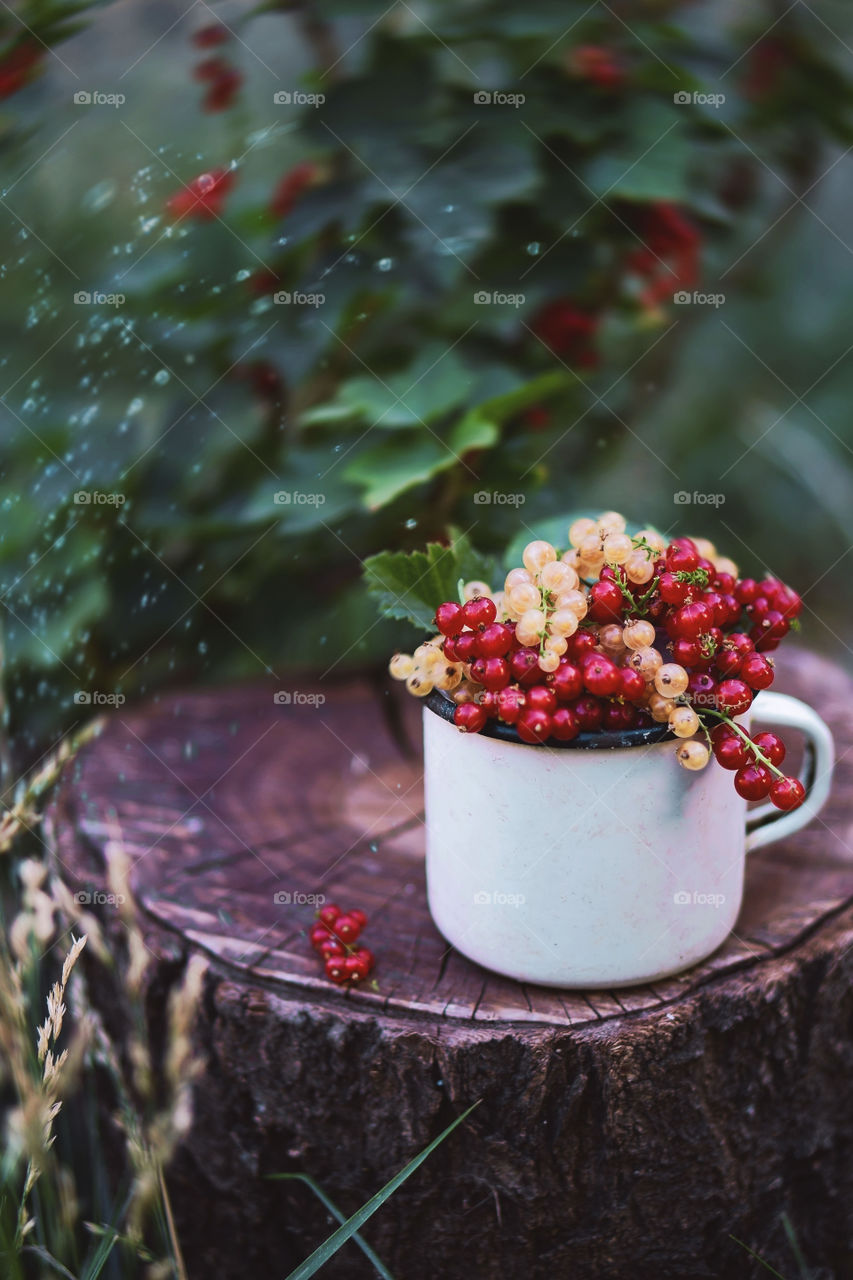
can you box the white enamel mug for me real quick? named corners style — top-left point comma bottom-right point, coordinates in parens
top-left (423, 690), bottom-right (834, 988)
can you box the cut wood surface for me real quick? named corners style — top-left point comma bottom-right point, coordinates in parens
top-left (49, 647), bottom-right (853, 1280)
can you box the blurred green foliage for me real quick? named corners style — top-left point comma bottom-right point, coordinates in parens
top-left (0, 0), bottom-right (852, 758)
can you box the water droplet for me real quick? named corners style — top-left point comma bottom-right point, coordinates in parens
top-left (405, 518), bottom-right (417, 529)
top-left (83, 180), bottom-right (117, 213)
top-left (153, 369), bottom-right (170, 385)
top-left (128, 397), bottom-right (144, 414)
top-left (526, 241), bottom-right (541, 256)
top-left (376, 257), bottom-right (393, 272)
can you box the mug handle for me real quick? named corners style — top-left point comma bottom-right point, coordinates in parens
top-left (745, 690), bottom-right (835, 852)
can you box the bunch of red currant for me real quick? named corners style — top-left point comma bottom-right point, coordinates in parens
top-left (389, 513), bottom-right (806, 811)
top-left (309, 904), bottom-right (375, 985)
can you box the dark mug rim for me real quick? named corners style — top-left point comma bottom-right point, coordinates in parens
top-left (424, 688), bottom-right (674, 750)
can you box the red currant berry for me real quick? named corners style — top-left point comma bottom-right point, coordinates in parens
top-left (317, 903), bottom-right (341, 927)
top-left (344, 954), bottom-right (370, 982)
top-left (551, 707), bottom-right (581, 741)
top-left (672, 601), bottom-right (713, 639)
top-left (332, 914), bottom-right (361, 944)
top-left (571, 695), bottom-right (603, 731)
top-left (769, 776), bottom-right (805, 811)
top-left (658, 572), bottom-right (689, 605)
top-left (714, 736), bottom-right (749, 771)
top-left (666, 542), bottom-right (699, 573)
top-left (349, 908), bottom-right (368, 929)
top-left (477, 622), bottom-right (514, 658)
top-left (516, 708), bottom-right (553, 744)
top-left (325, 957), bottom-right (348, 984)
top-left (715, 645), bottom-right (743, 677)
top-left (510, 647), bottom-right (542, 686)
top-left (550, 661), bottom-right (583, 701)
top-left (716, 679), bottom-right (753, 716)
top-left (672, 637), bottom-right (701, 666)
top-left (735, 578), bottom-right (760, 605)
top-left (435, 601), bottom-right (464, 636)
top-left (479, 657), bottom-right (511, 691)
top-left (583, 655), bottom-right (622, 697)
top-left (602, 700), bottom-right (637, 730)
top-left (728, 632), bottom-right (755, 655)
top-left (620, 667), bottom-right (646, 701)
top-left (320, 937), bottom-right (345, 959)
top-left (454, 632), bottom-right (478, 663)
top-left (354, 946), bottom-right (375, 970)
top-left (752, 731), bottom-right (785, 767)
top-left (715, 572), bottom-right (736, 594)
top-left (310, 923), bottom-right (331, 950)
top-left (527, 685), bottom-right (557, 715)
top-left (442, 635), bottom-right (461, 662)
top-left (739, 653), bottom-right (774, 689)
top-left (588, 579), bottom-right (625, 623)
top-left (462, 596), bottom-right (496, 629)
top-left (686, 673), bottom-right (717, 708)
top-left (566, 630), bottom-right (598, 660)
top-left (453, 703), bottom-right (488, 734)
top-left (470, 657), bottom-right (488, 684)
top-left (477, 690), bottom-right (499, 715)
top-left (774, 585), bottom-right (802, 619)
top-left (734, 763), bottom-right (772, 801)
top-left (497, 687), bottom-right (525, 724)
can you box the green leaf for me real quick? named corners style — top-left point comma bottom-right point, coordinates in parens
top-left (304, 346), bottom-right (473, 430)
top-left (267, 1174), bottom-right (393, 1280)
top-left (283, 1102), bottom-right (479, 1280)
top-left (344, 411), bottom-right (498, 509)
top-left (364, 536), bottom-right (496, 630)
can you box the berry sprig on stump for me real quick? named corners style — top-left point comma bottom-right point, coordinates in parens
top-left (309, 904), bottom-right (375, 985)
top-left (389, 512), bottom-right (806, 811)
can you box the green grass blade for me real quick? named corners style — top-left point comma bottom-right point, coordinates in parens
top-left (269, 1174), bottom-right (394, 1280)
top-left (729, 1235), bottom-right (789, 1279)
top-left (284, 1101), bottom-right (480, 1280)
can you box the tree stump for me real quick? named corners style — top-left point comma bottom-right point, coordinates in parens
top-left (50, 649), bottom-right (853, 1280)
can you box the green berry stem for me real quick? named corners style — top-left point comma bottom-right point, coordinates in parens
top-left (700, 708), bottom-right (786, 780)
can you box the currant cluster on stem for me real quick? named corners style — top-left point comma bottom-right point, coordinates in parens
top-left (308, 904), bottom-right (375, 985)
top-left (389, 512), bottom-right (807, 811)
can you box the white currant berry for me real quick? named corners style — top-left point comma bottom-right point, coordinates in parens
top-left (623, 620), bottom-right (656, 650)
top-left (669, 706), bottom-right (700, 738)
top-left (505, 567), bottom-right (533, 591)
top-left (579, 533), bottom-right (604, 565)
top-left (624, 550), bottom-right (655, 584)
top-left (627, 646), bottom-right (663, 678)
top-left (598, 623), bottom-right (625, 651)
top-left (544, 634), bottom-right (568, 656)
top-left (692, 537), bottom-right (716, 559)
top-left (649, 693), bottom-right (677, 723)
top-left (538, 651), bottom-right (561, 673)
top-left (539, 560), bottom-right (578, 593)
top-left (676, 740), bottom-right (711, 770)
top-left (596, 511), bottom-right (627, 536)
top-left (406, 673), bottom-right (433, 697)
top-left (522, 540), bottom-right (558, 574)
top-left (602, 532), bottom-right (633, 565)
top-left (516, 608), bottom-right (547, 647)
top-left (434, 663), bottom-right (463, 691)
top-left (388, 653), bottom-right (415, 680)
top-left (507, 581), bottom-right (541, 614)
top-left (548, 608), bottom-right (580, 638)
top-left (714, 556), bottom-right (739, 578)
top-left (462, 580), bottom-right (491, 601)
top-left (568, 517), bottom-right (597, 548)
top-left (555, 589), bottom-right (589, 619)
top-left (635, 528), bottom-right (666, 556)
top-left (654, 663), bottom-right (690, 697)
